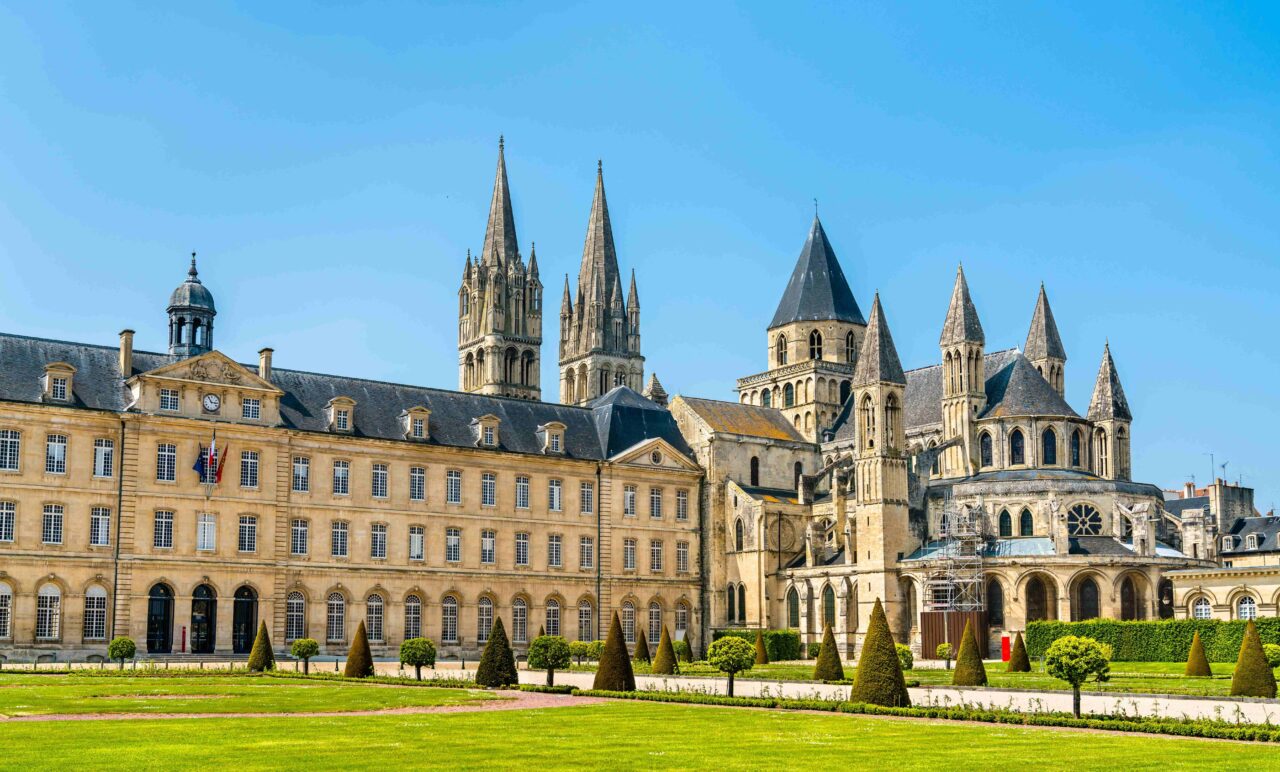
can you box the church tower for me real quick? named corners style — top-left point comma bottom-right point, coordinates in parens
top-left (1087, 343), bottom-right (1133, 481)
top-left (168, 253), bottom-right (217, 359)
top-left (1024, 283), bottom-right (1067, 397)
top-left (938, 265), bottom-right (986, 478)
top-left (558, 161), bottom-right (644, 405)
top-left (458, 138), bottom-right (543, 400)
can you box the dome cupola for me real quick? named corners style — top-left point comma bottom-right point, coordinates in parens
top-left (167, 253), bottom-right (217, 358)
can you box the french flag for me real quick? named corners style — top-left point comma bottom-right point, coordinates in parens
top-left (193, 435), bottom-right (227, 484)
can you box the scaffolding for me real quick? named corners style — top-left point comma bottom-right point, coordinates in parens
top-left (922, 493), bottom-right (987, 613)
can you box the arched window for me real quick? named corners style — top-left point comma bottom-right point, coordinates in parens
top-left (1070, 429), bottom-right (1082, 467)
top-left (675, 602), bottom-right (689, 637)
top-left (839, 380), bottom-right (851, 404)
top-left (1094, 428), bottom-right (1108, 476)
top-left (793, 462), bottom-right (803, 490)
top-left (35, 584), bottom-right (61, 641)
top-left (0, 582), bottom-right (10, 640)
top-left (649, 602), bottom-right (662, 644)
top-left (998, 509), bottom-right (1012, 537)
top-left (776, 335), bottom-right (788, 366)
top-left (726, 584), bottom-right (736, 625)
top-left (737, 585), bottom-right (746, 624)
top-left (809, 330), bottom-right (823, 360)
top-left (81, 585), bottom-right (108, 641)
top-left (1237, 596), bottom-right (1257, 621)
top-left (734, 518), bottom-right (745, 551)
top-left (546, 599), bottom-right (561, 637)
top-left (1193, 597), bottom-right (1212, 620)
top-left (845, 331), bottom-right (856, 363)
top-left (1120, 577), bottom-right (1138, 621)
top-left (441, 596), bottom-right (458, 644)
top-left (286, 592), bottom-right (305, 641)
top-left (821, 585), bottom-right (836, 627)
top-left (979, 432), bottom-right (993, 468)
top-left (1042, 428), bottom-right (1057, 466)
top-left (761, 389), bottom-right (772, 408)
top-left (512, 598), bottom-right (528, 643)
top-left (326, 592), bottom-right (345, 643)
top-left (986, 580), bottom-right (1004, 627)
top-left (622, 601), bottom-right (636, 643)
top-left (1067, 504), bottom-right (1102, 536)
top-left (784, 383), bottom-right (795, 408)
top-left (478, 597), bottom-right (494, 643)
top-left (366, 594), bottom-right (384, 642)
top-left (786, 587), bottom-right (800, 628)
top-left (884, 394), bottom-right (899, 449)
top-left (749, 457), bottom-right (760, 487)
top-left (1076, 578), bottom-right (1100, 621)
top-left (404, 595), bottom-right (422, 640)
top-left (578, 599), bottom-right (594, 642)
top-left (1010, 429), bottom-right (1025, 465)
top-left (1019, 508), bottom-right (1034, 536)
top-left (1026, 577), bottom-right (1048, 622)
top-left (861, 395), bottom-right (876, 449)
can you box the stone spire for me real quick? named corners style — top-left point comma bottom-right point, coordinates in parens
top-left (770, 215), bottom-right (864, 328)
top-left (939, 264), bottom-right (984, 345)
top-left (1024, 283), bottom-right (1066, 361)
top-left (479, 136), bottom-right (519, 267)
top-left (560, 274), bottom-right (573, 315)
top-left (627, 268), bottom-right (639, 308)
top-left (1087, 343), bottom-right (1132, 421)
top-left (853, 293), bottom-right (906, 386)
top-left (643, 373), bottom-right (668, 408)
top-left (577, 160), bottom-right (621, 310)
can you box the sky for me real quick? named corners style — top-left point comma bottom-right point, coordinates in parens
top-left (1, 2), bottom-right (1278, 506)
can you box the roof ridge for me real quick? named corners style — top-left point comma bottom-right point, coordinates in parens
top-left (901, 347), bottom-right (1019, 375)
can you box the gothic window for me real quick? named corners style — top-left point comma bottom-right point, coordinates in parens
top-left (783, 383), bottom-right (795, 408)
top-left (1026, 577), bottom-right (1048, 622)
top-left (986, 580), bottom-right (1004, 627)
top-left (839, 380), bottom-right (851, 405)
top-left (979, 432), bottom-right (993, 468)
top-left (998, 509), bottom-right (1012, 537)
top-left (1070, 429), bottom-right (1082, 467)
top-left (776, 334), bottom-right (788, 366)
top-left (1075, 578), bottom-right (1100, 621)
top-left (749, 456), bottom-right (759, 487)
top-left (1009, 429), bottom-right (1025, 465)
top-left (726, 584), bottom-right (736, 624)
top-left (860, 395), bottom-right (876, 450)
top-left (738, 585), bottom-right (746, 624)
top-left (809, 330), bottom-right (823, 360)
top-left (884, 394), bottom-right (899, 449)
top-left (734, 518), bottom-right (745, 551)
top-left (845, 331), bottom-right (856, 363)
top-left (1041, 428), bottom-right (1057, 466)
top-left (1067, 504), bottom-right (1102, 536)
top-left (929, 441), bottom-right (940, 475)
top-left (793, 462), bottom-right (803, 490)
top-left (1020, 507), bottom-right (1034, 536)
top-left (761, 389), bottom-right (772, 408)
top-left (1094, 428), bottom-right (1108, 476)
top-left (786, 587), bottom-right (800, 628)
top-left (821, 585), bottom-right (835, 627)
top-left (1116, 426), bottom-right (1130, 479)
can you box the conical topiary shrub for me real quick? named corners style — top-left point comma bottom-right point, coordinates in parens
top-left (343, 621), bottom-right (374, 678)
top-left (651, 625), bottom-right (677, 675)
top-left (1185, 630), bottom-right (1212, 677)
top-left (850, 598), bottom-right (910, 707)
top-left (813, 624), bottom-right (844, 681)
top-left (475, 617), bottom-right (519, 687)
top-left (952, 619), bottom-right (987, 686)
top-left (247, 621), bottom-right (275, 672)
top-left (593, 612), bottom-right (636, 691)
top-left (1230, 620), bottom-right (1277, 698)
top-left (634, 628), bottom-right (651, 664)
top-left (1007, 631), bottom-right (1030, 673)
top-left (754, 629), bottom-right (769, 666)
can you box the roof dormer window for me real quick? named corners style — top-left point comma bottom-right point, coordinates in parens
top-left (400, 407), bottom-right (431, 441)
top-left (326, 397), bottom-right (357, 434)
top-left (550, 432), bottom-right (561, 453)
top-left (1246, 534), bottom-right (1258, 550)
top-left (472, 415), bottom-right (500, 448)
top-left (42, 363), bottom-right (76, 403)
top-left (538, 422), bottom-right (566, 455)
top-left (1223, 535), bottom-right (1234, 551)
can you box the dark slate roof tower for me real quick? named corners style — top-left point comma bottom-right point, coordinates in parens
top-left (1024, 283), bottom-right (1067, 397)
top-left (558, 161), bottom-right (644, 406)
top-left (458, 137), bottom-right (544, 401)
top-left (168, 253), bottom-right (217, 358)
top-left (770, 216), bottom-right (865, 328)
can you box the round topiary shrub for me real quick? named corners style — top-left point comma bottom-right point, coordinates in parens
top-left (107, 636), bottom-right (136, 670)
top-left (527, 635), bottom-right (571, 686)
top-left (400, 637), bottom-right (437, 681)
top-left (569, 640), bottom-right (591, 665)
top-left (850, 598), bottom-right (910, 707)
top-left (707, 636), bottom-right (755, 697)
top-left (291, 638), bottom-right (320, 675)
top-left (951, 620), bottom-right (987, 687)
top-left (935, 642), bottom-right (953, 670)
top-left (475, 617), bottom-right (519, 688)
top-left (1263, 643), bottom-right (1280, 670)
top-left (1045, 635), bottom-right (1111, 717)
top-left (895, 643), bottom-right (913, 672)
top-left (673, 640), bottom-right (691, 663)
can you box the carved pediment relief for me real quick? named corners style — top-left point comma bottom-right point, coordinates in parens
top-left (138, 351), bottom-right (282, 393)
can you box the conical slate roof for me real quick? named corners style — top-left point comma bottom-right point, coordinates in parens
top-left (939, 265), bottom-right (984, 346)
top-left (578, 161), bottom-right (621, 309)
top-left (479, 137), bottom-right (519, 266)
top-left (1024, 284), bottom-right (1066, 361)
top-left (1087, 343), bottom-right (1132, 421)
top-left (769, 216), bottom-right (864, 328)
top-left (852, 293), bottom-right (905, 386)
top-left (980, 354), bottom-right (1077, 418)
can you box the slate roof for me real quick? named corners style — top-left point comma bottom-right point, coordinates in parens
top-left (1223, 516), bottom-right (1280, 555)
top-left (1163, 496), bottom-right (1210, 520)
top-left (168, 258), bottom-right (216, 311)
top-left (938, 265), bottom-right (984, 345)
top-left (851, 294), bottom-right (905, 386)
top-left (677, 396), bottom-right (807, 442)
top-left (0, 332), bottom-right (691, 462)
top-left (1024, 284), bottom-right (1065, 361)
top-left (1087, 343), bottom-right (1132, 421)
top-left (978, 353), bottom-right (1078, 418)
top-left (769, 216), bottom-right (865, 328)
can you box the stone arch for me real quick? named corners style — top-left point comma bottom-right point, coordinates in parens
top-left (1067, 570), bottom-right (1107, 621)
top-left (1016, 571), bottom-right (1060, 622)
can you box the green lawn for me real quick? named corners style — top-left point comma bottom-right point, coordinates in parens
top-left (0, 674), bottom-right (495, 717)
top-left (0, 701), bottom-right (1271, 770)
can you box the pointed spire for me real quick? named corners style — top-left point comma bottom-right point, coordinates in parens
top-left (462, 249), bottom-right (473, 282)
top-left (1024, 283), bottom-right (1066, 361)
top-left (610, 272), bottom-right (625, 312)
top-left (479, 136), bottom-right (519, 267)
top-left (1087, 343), bottom-right (1132, 421)
top-left (770, 216), bottom-right (864, 328)
top-left (528, 242), bottom-right (538, 275)
top-left (578, 159), bottom-right (621, 308)
top-left (560, 274), bottom-right (573, 315)
top-left (853, 293), bottom-right (906, 386)
top-left (643, 373), bottom-right (668, 408)
top-left (939, 264), bottom-right (984, 345)
top-left (627, 268), bottom-right (639, 308)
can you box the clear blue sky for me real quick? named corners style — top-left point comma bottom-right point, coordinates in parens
top-left (1, 3), bottom-right (1277, 505)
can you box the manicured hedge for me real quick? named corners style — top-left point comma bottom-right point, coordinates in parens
top-left (1026, 618), bottom-right (1280, 662)
top-left (712, 629), bottom-right (802, 661)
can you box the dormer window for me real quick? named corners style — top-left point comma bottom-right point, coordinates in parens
top-left (550, 433), bottom-right (562, 453)
top-left (483, 426), bottom-right (495, 446)
top-left (472, 415), bottom-right (500, 448)
top-left (42, 363), bottom-right (76, 403)
top-left (336, 410), bottom-right (350, 430)
top-left (1222, 536), bottom-right (1234, 551)
top-left (1246, 534), bottom-right (1258, 550)
top-left (400, 407), bottom-right (431, 441)
top-left (538, 422), bottom-right (566, 455)
top-left (412, 418), bottom-right (425, 438)
top-left (51, 377), bottom-right (68, 401)
top-left (326, 397), bottom-right (357, 433)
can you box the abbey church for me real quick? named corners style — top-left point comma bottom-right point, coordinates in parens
top-left (0, 140), bottom-right (1262, 663)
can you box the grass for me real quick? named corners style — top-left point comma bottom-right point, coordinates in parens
top-left (0, 701), bottom-right (1273, 770)
top-left (0, 673), bottom-right (496, 717)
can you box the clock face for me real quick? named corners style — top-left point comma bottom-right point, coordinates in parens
top-left (202, 394), bottom-right (221, 412)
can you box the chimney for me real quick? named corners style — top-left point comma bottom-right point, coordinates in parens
top-left (1184, 482), bottom-right (1195, 499)
top-left (118, 330), bottom-right (134, 377)
top-left (258, 347), bottom-right (274, 381)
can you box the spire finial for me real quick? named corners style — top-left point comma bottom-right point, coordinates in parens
top-left (189, 251), bottom-right (198, 278)
top-left (814, 197), bottom-right (818, 216)
top-left (597, 159), bottom-right (603, 174)
top-left (498, 135), bottom-right (504, 151)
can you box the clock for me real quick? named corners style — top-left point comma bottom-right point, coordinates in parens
top-left (202, 394), bottom-right (221, 413)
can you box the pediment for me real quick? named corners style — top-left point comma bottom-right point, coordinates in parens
top-left (610, 437), bottom-right (701, 471)
top-left (136, 350), bottom-right (283, 394)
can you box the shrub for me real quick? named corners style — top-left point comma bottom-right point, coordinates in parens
top-left (1026, 617), bottom-right (1280, 662)
top-left (673, 639), bottom-right (692, 663)
top-left (344, 621), bottom-right (374, 678)
top-left (812, 624), bottom-right (844, 681)
top-left (712, 629), bottom-right (802, 661)
top-left (593, 612), bottom-right (636, 692)
top-left (1007, 631), bottom-right (1030, 673)
top-left (1044, 635), bottom-right (1110, 718)
top-left (290, 638), bottom-right (320, 675)
top-left (569, 640), bottom-right (592, 665)
top-left (952, 620), bottom-right (986, 686)
top-left (754, 630), bottom-right (769, 665)
top-left (807, 642), bottom-right (822, 659)
top-left (935, 642), bottom-right (953, 670)
top-left (1263, 643), bottom-right (1280, 670)
top-left (1230, 620), bottom-right (1277, 698)
top-left (850, 598), bottom-right (910, 707)
top-left (707, 636), bottom-right (755, 697)
top-left (651, 626), bottom-right (677, 675)
top-left (634, 629), bottom-right (651, 664)
top-left (107, 637), bottom-right (136, 669)
top-left (588, 640), bottom-right (606, 660)
top-left (400, 637), bottom-right (437, 681)
top-left (1185, 631), bottom-right (1211, 677)
top-left (528, 635), bottom-right (571, 686)
top-left (895, 643), bottom-right (913, 671)
top-left (475, 617), bottom-right (519, 688)
top-left (247, 621), bottom-right (275, 672)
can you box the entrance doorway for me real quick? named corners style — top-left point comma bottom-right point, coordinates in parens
top-left (147, 584), bottom-right (174, 654)
top-left (191, 584), bottom-right (217, 654)
top-left (232, 586), bottom-right (258, 654)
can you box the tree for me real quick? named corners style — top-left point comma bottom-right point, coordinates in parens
top-left (754, 629), bottom-right (769, 666)
top-left (951, 620), bottom-right (987, 686)
top-left (895, 643), bottom-right (913, 672)
top-left (592, 612), bottom-right (636, 692)
top-left (528, 635), bottom-right (572, 686)
top-left (1006, 631), bottom-right (1031, 673)
top-left (247, 621), bottom-right (276, 672)
top-left (569, 640), bottom-right (592, 665)
top-left (1264, 643), bottom-right (1280, 670)
top-left (708, 636), bottom-right (755, 697)
top-left (673, 640), bottom-right (691, 663)
top-left (849, 598), bottom-right (910, 707)
top-left (475, 617), bottom-right (519, 688)
top-left (935, 642), bottom-right (953, 670)
top-left (1185, 631), bottom-right (1211, 677)
top-left (588, 640), bottom-right (606, 661)
top-left (812, 624), bottom-right (844, 681)
top-left (1044, 635), bottom-right (1111, 718)
top-left (107, 636), bottom-right (135, 670)
top-left (651, 626), bottom-right (677, 675)
top-left (634, 628), bottom-right (651, 664)
top-left (1230, 620), bottom-right (1277, 698)
top-left (344, 621), bottom-right (375, 678)
top-left (400, 637), bottom-right (437, 681)
top-left (291, 638), bottom-right (320, 675)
